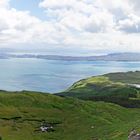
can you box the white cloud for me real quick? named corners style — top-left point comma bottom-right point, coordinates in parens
top-left (39, 0), bottom-right (139, 34)
top-left (0, 2), bottom-right (62, 45)
top-left (38, 0), bottom-right (140, 52)
top-left (0, 0), bottom-right (9, 8)
top-left (0, 0), bottom-right (140, 53)
top-left (117, 14), bottom-right (140, 33)
top-left (39, 0), bottom-right (115, 33)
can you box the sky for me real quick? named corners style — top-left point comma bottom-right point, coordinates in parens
top-left (0, 0), bottom-right (140, 55)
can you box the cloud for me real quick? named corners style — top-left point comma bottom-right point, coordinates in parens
top-left (39, 0), bottom-right (140, 34)
top-left (0, 0), bottom-right (9, 8)
top-left (39, 0), bottom-right (115, 33)
top-left (0, 0), bottom-right (140, 53)
top-left (117, 14), bottom-right (140, 33)
top-left (0, 0), bottom-right (64, 45)
top-left (39, 0), bottom-right (140, 52)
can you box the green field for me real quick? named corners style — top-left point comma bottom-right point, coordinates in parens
top-left (0, 91), bottom-right (140, 140)
top-left (0, 71), bottom-right (140, 140)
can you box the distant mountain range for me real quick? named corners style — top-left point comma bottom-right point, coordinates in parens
top-left (0, 52), bottom-right (140, 61)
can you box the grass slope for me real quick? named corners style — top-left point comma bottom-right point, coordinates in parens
top-left (104, 71), bottom-right (140, 84)
top-left (0, 91), bottom-right (140, 140)
top-left (58, 71), bottom-right (140, 108)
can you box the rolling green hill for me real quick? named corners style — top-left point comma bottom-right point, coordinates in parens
top-left (0, 90), bottom-right (140, 140)
top-left (0, 71), bottom-right (140, 140)
top-left (58, 71), bottom-right (140, 108)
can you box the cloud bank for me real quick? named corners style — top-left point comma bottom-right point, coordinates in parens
top-left (0, 0), bottom-right (140, 53)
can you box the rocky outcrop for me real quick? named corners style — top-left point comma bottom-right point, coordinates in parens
top-left (128, 130), bottom-right (140, 140)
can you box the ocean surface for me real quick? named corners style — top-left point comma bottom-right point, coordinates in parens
top-left (0, 58), bottom-right (140, 93)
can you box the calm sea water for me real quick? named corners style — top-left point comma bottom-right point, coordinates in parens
top-left (0, 58), bottom-right (140, 93)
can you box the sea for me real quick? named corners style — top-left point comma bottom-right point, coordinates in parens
top-left (0, 58), bottom-right (140, 93)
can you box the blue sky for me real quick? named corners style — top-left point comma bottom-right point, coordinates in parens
top-left (10, 0), bottom-right (46, 20)
top-left (0, 0), bottom-right (140, 55)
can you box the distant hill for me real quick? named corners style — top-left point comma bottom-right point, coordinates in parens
top-left (92, 53), bottom-right (140, 61)
top-left (1, 52), bottom-right (140, 61)
top-left (58, 71), bottom-right (140, 108)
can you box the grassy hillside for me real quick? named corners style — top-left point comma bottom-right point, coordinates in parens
top-left (0, 90), bottom-right (140, 140)
top-left (58, 71), bottom-right (140, 108)
top-left (104, 71), bottom-right (140, 84)
top-left (0, 71), bottom-right (140, 140)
